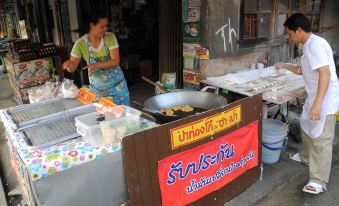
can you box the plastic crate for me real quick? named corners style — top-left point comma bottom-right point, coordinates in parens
top-left (75, 105), bottom-right (141, 146)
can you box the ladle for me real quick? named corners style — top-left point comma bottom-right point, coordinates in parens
top-left (141, 76), bottom-right (170, 93)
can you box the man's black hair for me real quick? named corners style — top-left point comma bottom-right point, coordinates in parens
top-left (283, 13), bottom-right (311, 32)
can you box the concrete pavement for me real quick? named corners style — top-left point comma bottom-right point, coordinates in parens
top-left (225, 120), bottom-right (339, 206)
top-left (0, 73), bottom-right (18, 206)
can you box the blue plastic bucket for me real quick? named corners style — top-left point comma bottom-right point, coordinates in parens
top-left (262, 119), bottom-right (288, 164)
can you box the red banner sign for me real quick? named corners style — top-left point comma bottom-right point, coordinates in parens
top-left (158, 121), bottom-right (259, 206)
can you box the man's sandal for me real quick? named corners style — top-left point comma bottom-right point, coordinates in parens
top-left (289, 153), bottom-right (302, 163)
top-left (302, 182), bottom-right (324, 194)
top-left (289, 153), bottom-right (309, 166)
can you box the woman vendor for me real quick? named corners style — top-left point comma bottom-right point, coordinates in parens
top-left (63, 8), bottom-right (130, 105)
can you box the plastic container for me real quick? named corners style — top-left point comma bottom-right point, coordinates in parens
top-left (75, 105), bottom-right (142, 146)
top-left (262, 119), bottom-right (288, 164)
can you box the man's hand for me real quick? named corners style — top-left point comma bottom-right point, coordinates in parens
top-left (83, 64), bottom-right (98, 76)
top-left (309, 103), bottom-right (321, 120)
top-left (274, 63), bottom-right (302, 75)
top-left (274, 63), bottom-right (286, 70)
top-left (274, 63), bottom-right (292, 70)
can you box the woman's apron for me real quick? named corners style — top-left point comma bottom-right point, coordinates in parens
top-left (86, 35), bottom-right (130, 105)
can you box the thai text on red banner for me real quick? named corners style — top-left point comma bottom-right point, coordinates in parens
top-left (158, 121), bottom-right (259, 206)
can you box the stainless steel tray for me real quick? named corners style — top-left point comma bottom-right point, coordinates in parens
top-left (21, 104), bottom-right (96, 149)
top-left (7, 98), bottom-right (83, 128)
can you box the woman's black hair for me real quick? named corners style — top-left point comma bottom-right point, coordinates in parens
top-left (283, 13), bottom-right (311, 32)
top-left (89, 8), bottom-right (109, 25)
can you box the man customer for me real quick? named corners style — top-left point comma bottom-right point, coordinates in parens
top-left (275, 13), bottom-right (339, 194)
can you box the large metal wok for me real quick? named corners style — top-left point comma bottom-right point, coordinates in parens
top-left (143, 87), bottom-right (227, 123)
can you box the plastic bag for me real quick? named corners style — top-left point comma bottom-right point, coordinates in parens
top-left (28, 78), bottom-right (79, 103)
top-left (61, 78), bottom-right (79, 98)
top-left (28, 81), bottom-right (56, 103)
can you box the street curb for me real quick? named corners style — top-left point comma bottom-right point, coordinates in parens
top-left (0, 174), bottom-right (8, 206)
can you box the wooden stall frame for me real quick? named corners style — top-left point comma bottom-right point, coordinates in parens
top-left (122, 94), bottom-right (263, 206)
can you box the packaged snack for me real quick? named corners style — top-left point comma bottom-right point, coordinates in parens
top-left (161, 73), bottom-right (176, 90)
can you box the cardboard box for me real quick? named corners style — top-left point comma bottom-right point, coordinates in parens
top-left (8, 76), bottom-right (46, 104)
top-left (11, 85), bottom-right (30, 104)
top-left (10, 86), bottom-right (25, 104)
top-left (5, 56), bottom-right (53, 89)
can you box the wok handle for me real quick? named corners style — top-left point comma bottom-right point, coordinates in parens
top-left (131, 100), bottom-right (162, 114)
top-left (131, 100), bottom-right (158, 123)
top-left (140, 111), bottom-right (158, 123)
top-left (131, 100), bottom-right (143, 108)
top-left (142, 76), bottom-right (169, 93)
top-left (200, 86), bottom-right (219, 94)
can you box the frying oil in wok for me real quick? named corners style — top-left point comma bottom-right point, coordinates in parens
top-left (172, 107), bottom-right (206, 116)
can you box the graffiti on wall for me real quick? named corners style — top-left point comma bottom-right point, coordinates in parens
top-left (215, 18), bottom-right (238, 53)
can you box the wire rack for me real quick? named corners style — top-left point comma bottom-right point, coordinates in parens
top-left (7, 98), bottom-right (83, 127)
top-left (19, 104), bottom-right (96, 148)
top-left (23, 119), bottom-right (79, 147)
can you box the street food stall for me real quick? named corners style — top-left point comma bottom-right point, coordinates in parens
top-left (0, 86), bottom-right (263, 205)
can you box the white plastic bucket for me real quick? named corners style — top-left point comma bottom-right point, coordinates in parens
top-left (262, 119), bottom-right (288, 164)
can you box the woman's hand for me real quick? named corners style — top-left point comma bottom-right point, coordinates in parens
top-left (63, 60), bottom-right (76, 72)
top-left (63, 57), bottom-right (80, 73)
top-left (83, 63), bottom-right (98, 76)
